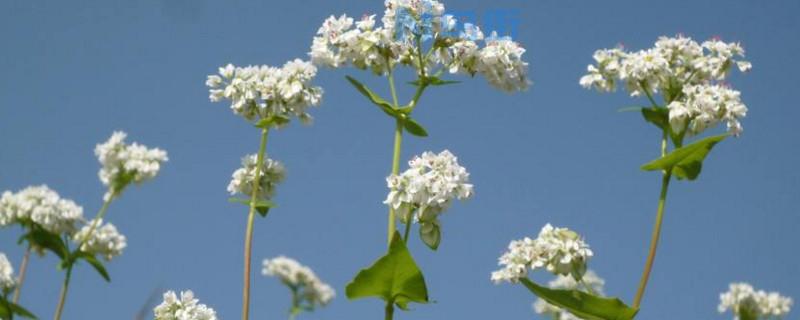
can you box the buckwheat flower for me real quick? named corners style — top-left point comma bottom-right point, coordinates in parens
top-left (95, 131), bottom-right (168, 200)
top-left (263, 256), bottom-right (336, 308)
top-left (697, 39), bottom-right (750, 80)
top-left (579, 48), bottom-right (623, 92)
top-left (72, 219), bottom-right (127, 261)
top-left (0, 253), bottom-right (15, 291)
top-left (475, 33), bottom-right (531, 92)
top-left (619, 48), bottom-right (670, 96)
top-left (491, 224), bottom-right (593, 284)
top-left (0, 185), bottom-right (83, 235)
top-left (719, 283), bottom-right (792, 319)
top-left (384, 150), bottom-right (473, 227)
top-left (667, 84), bottom-right (747, 136)
top-left (227, 154), bottom-right (286, 200)
top-left (154, 290), bottom-right (217, 320)
top-left (533, 270), bottom-right (605, 320)
top-left (206, 60), bottom-right (323, 124)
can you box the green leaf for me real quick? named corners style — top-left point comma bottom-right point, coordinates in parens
top-left (616, 106), bottom-right (647, 113)
top-left (419, 222), bottom-right (440, 250)
top-left (345, 75), bottom-right (399, 119)
top-left (9, 302), bottom-right (38, 319)
top-left (77, 252), bottom-right (111, 282)
top-left (403, 118), bottom-right (428, 137)
top-left (255, 115), bottom-right (290, 129)
top-left (640, 107), bottom-right (669, 131)
top-left (520, 278), bottom-right (637, 320)
top-left (0, 301), bottom-right (10, 319)
top-left (22, 228), bottom-right (68, 260)
top-left (641, 134), bottom-right (727, 180)
top-left (408, 76), bottom-right (460, 87)
top-left (228, 198), bottom-right (276, 217)
top-left (346, 232), bottom-right (428, 308)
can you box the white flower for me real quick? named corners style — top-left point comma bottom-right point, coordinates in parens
top-left (154, 290), bottom-right (217, 320)
top-left (667, 84), bottom-right (747, 136)
top-left (310, 1), bottom-right (531, 92)
top-left (384, 150), bottom-right (472, 225)
top-left (96, 131), bottom-right (168, 200)
top-left (227, 154), bottom-right (286, 200)
top-left (207, 59), bottom-right (323, 124)
top-left (719, 283), bottom-right (792, 319)
top-left (0, 253), bottom-right (15, 291)
top-left (533, 270), bottom-right (605, 320)
top-left (72, 219), bottom-right (127, 261)
top-left (491, 224), bottom-right (593, 284)
top-left (0, 185), bottom-right (83, 235)
top-left (263, 256), bottom-right (335, 308)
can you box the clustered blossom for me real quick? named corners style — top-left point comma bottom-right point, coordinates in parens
top-left (580, 35), bottom-right (751, 136)
top-left (310, 0), bottom-right (530, 92)
top-left (227, 154), bottom-right (286, 200)
top-left (154, 290), bottom-right (217, 320)
top-left (0, 185), bottom-right (83, 235)
top-left (491, 224), bottom-right (593, 284)
top-left (384, 150), bottom-right (472, 227)
top-left (263, 256), bottom-right (336, 308)
top-left (95, 131), bottom-right (168, 200)
top-left (719, 283), bottom-right (792, 319)
top-left (0, 253), bottom-right (15, 291)
top-left (533, 270), bottom-right (605, 320)
top-left (668, 84), bottom-right (747, 136)
top-left (72, 219), bottom-right (127, 261)
top-left (206, 59), bottom-right (323, 124)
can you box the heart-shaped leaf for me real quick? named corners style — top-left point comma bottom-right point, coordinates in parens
top-left (641, 134), bottom-right (727, 180)
top-left (346, 232), bottom-right (428, 308)
top-left (520, 278), bottom-right (637, 320)
top-left (76, 252), bottom-right (111, 282)
top-left (228, 198), bottom-right (276, 217)
top-left (403, 118), bottom-right (428, 137)
top-left (255, 115), bottom-right (290, 129)
top-left (21, 227), bottom-right (69, 260)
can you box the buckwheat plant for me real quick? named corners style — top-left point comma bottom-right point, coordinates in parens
top-left (154, 290), bottom-right (218, 320)
top-left (262, 256), bottom-right (335, 320)
top-left (491, 224), bottom-right (636, 319)
top-left (311, 1), bottom-right (529, 318)
top-left (206, 58), bottom-right (322, 320)
top-left (48, 131), bottom-right (166, 320)
top-left (577, 34), bottom-right (752, 316)
top-left (0, 252), bottom-right (36, 319)
top-left (533, 270), bottom-right (605, 320)
top-left (718, 283), bottom-right (792, 320)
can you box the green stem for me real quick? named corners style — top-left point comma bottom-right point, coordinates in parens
top-left (386, 67), bottom-right (404, 246)
top-left (53, 265), bottom-right (73, 320)
top-left (632, 132), bottom-right (672, 309)
top-left (384, 301), bottom-right (395, 320)
top-left (79, 194), bottom-right (114, 247)
top-left (402, 218), bottom-right (412, 244)
top-left (12, 246), bottom-right (30, 303)
top-left (242, 128), bottom-right (270, 320)
top-left (640, 81), bottom-right (660, 109)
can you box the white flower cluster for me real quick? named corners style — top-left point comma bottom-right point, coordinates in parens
top-left (72, 219), bottom-right (127, 261)
top-left (491, 224), bottom-right (593, 284)
top-left (0, 253), bottom-right (15, 291)
top-left (263, 256), bottom-right (335, 308)
top-left (580, 35), bottom-right (751, 136)
top-left (0, 185), bottom-right (83, 235)
top-left (668, 84), bottom-right (747, 136)
top-left (533, 270), bottom-right (605, 320)
top-left (310, 0), bottom-right (530, 92)
top-left (154, 290), bottom-right (217, 320)
top-left (95, 131), bottom-right (168, 200)
top-left (206, 59), bottom-right (323, 124)
top-left (227, 154), bottom-right (286, 200)
top-left (384, 150), bottom-right (472, 225)
top-left (719, 283), bottom-right (793, 319)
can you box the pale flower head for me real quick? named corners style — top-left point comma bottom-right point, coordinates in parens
top-left (0, 253), bottom-right (15, 292)
top-left (491, 224), bottom-right (593, 284)
top-left (263, 256), bottom-right (336, 308)
top-left (73, 218), bottom-right (127, 261)
top-left (95, 131), bottom-right (168, 200)
top-left (207, 59), bottom-right (323, 125)
top-left (0, 185), bottom-right (83, 235)
top-left (227, 154), bottom-right (286, 200)
top-left (719, 282), bottom-right (792, 319)
top-left (154, 290), bottom-right (217, 320)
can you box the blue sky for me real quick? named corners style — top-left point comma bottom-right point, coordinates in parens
top-left (1, 0), bottom-right (799, 319)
